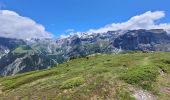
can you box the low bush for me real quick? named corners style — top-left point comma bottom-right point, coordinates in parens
top-left (60, 76), bottom-right (85, 89)
top-left (120, 65), bottom-right (159, 91)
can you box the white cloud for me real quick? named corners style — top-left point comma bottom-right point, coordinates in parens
top-left (0, 10), bottom-right (53, 40)
top-left (60, 29), bottom-right (79, 38)
top-left (88, 11), bottom-right (170, 33)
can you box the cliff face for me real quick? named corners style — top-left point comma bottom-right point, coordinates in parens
top-left (114, 29), bottom-right (170, 51)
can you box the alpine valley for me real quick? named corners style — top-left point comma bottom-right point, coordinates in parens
top-left (0, 29), bottom-right (170, 76)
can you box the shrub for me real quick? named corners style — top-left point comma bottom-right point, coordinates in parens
top-left (60, 76), bottom-right (85, 89)
top-left (120, 65), bottom-right (159, 91)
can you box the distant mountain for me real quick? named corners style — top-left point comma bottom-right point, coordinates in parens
top-left (0, 37), bottom-right (25, 59)
top-left (1, 29), bottom-right (170, 76)
top-left (114, 29), bottom-right (170, 51)
top-left (54, 29), bottom-right (170, 57)
top-left (0, 37), bottom-right (57, 76)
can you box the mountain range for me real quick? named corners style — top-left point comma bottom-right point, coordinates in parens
top-left (0, 29), bottom-right (170, 76)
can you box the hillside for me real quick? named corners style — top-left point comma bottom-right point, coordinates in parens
top-left (0, 52), bottom-right (170, 100)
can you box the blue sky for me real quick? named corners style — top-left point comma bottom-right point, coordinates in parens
top-left (0, 0), bottom-right (170, 37)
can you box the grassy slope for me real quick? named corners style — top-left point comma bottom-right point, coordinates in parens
top-left (0, 52), bottom-right (170, 100)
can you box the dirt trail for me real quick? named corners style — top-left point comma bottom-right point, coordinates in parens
top-left (133, 89), bottom-right (157, 100)
top-left (132, 57), bottom-right (157, 100)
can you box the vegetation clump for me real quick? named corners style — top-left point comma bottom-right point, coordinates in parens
top-left (120, 65), bottom-right (159, 90)
top-left (60, 76), bottom-right (85, 89)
